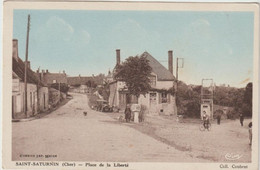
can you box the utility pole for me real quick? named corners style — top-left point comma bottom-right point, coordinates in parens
top-left (59, 82), bottom-right (61, 102)
top-left (24, 14), bottom-right (30, 117)
top-left (175, 58), bottom-right (184, 115)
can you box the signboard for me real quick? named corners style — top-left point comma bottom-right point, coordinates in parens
top-left (12, 79), bottom-right (20, 92)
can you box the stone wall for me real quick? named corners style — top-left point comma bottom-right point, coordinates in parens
top-left (38, 87), bottom-right (49, 112)
top-left (49, 88), bottom-right (66, 107)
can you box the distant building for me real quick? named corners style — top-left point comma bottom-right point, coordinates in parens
top-left (12, 39), bottom-right (49, 119)
top-left (37, 70), bottom-right (68, 86)
top-left (108, 49), bottom-right (177, 115)
top-left (67, 74), bottom-right (104, 86)
top-left (67, 75), bottom-right (93, 86)
top-left (104, 70), bottom-right (113, 84)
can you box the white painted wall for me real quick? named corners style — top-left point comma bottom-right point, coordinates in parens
top-left (19, 82), bottom-right (38, 116)
top-left (155, 80), bottom-right (174, 89)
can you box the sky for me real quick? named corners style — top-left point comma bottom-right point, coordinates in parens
top-left (13, 10), bottom-right (254, 87)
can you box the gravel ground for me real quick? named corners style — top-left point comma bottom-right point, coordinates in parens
top-left (108, 112), bottom-right (252, 162)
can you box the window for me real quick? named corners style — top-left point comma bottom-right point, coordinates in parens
top-left (149, 76), bottom-right (156, 87)
top-left (161, 92), bottom-right (167, 103)
top-left (159, 92), bottom-right (170, 104)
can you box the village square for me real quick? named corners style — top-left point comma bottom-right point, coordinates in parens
top-left (11, 10), bottom-right (254, 163)
top-left (12, 42), bottom-right (252, 162)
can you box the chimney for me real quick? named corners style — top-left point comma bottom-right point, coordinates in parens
top-left (116, 49), bottom-right (120, 65)
top-left (12, 39), bottom-right (19, 60)
top-left (63, 70), bottom-right (65, 74)
top-left (46, 69), bottom-right (49, 73)
top-left (41, 70), bottom-right (44, 81)
top-left (168, 50), bottom-right (173, 74)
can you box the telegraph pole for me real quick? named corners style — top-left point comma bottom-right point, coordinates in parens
top-left (24, 14), bottom-right (30, 117)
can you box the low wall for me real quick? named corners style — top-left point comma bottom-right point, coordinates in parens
top-left (49, 88), bottom-right (66, 107)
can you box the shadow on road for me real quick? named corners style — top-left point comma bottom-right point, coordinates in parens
top-left (100, 118), bottom-right (190, 152)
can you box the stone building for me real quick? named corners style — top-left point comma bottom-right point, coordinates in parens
top-left (108, 49), bottom-right (177, 115)
top-left (38, 69), bottom-right (68, 85)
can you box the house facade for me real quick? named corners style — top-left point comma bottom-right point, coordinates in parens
top-left (12, 39), bottom-right (49, 119)
top-left (108, 50), bottom-right (177, 115)
top-left (12, 72), bottom-right (38, 118)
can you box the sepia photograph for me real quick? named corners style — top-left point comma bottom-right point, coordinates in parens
top-left (2, 1), bottom-right (259, 170)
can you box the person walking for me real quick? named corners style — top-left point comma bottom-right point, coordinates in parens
top-left (125, 105), bottom-right (131, 122)
top-left (202, 111), bottom-right (209, 129)
top-left (217, 114), bottom-right (221, 125)
top-left (239, 113), bottom-right (244, 126)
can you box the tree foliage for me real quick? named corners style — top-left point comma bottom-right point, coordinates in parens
top-left (242, 82), bottom-right (252, 117)
top-left (213, 86), bottom-right (244, 107)
top-left (176, 81), bottom-right (201, 117)
top-left (114, 56), bottom-right (152, 97)
top-left (50, 83), bottom-right (69, 94)
top-left (176, 81), bottom-right (253, 118)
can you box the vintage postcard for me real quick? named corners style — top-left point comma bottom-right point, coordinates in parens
top-left (2, 1), bottom-right (259, 170)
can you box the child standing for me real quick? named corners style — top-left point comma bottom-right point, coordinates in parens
top-left (248, 122), bottom-right (252, 145)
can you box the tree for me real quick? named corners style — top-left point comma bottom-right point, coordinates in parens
top-left (114, 56), bottom-right (152, 97)
top-left (242, 82), bottom-right (253, 117)
top-left (50, 83), bottom-right (69, 94)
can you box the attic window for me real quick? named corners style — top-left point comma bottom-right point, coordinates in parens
top-left (149, 76), bottom-right (156, 87)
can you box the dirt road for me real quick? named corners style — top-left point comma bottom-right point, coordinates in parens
top-left (12, 93), bottom-right (205, 162)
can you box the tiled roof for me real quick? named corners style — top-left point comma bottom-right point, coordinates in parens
top-left (140, 52), bottom-right (175, 81)
top-left (42, 73), bottom-right (68, 84)
top-left (12, 57), bottom-right (43, 85)
top-left (67, 76), bottom-right (104, 86)
top-left (67, 76), bottom-right (92, 85)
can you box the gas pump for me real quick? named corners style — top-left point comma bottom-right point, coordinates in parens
top-left (200, 79), bottom-right (214, 120)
